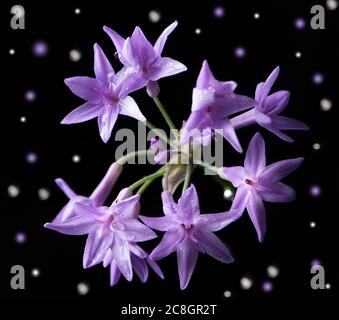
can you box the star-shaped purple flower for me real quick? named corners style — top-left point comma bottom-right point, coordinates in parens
top-left (62, 43), bottom-right (147, 143)
top-left (103, 21), bottom-right (187, 95)
top-left (231, 66), bottom-right (309, 142)
top-left (140, 185), bottom-right (239, 290)
top-left (218, 133), bottom-right (304, 242)
top-left (181, 60), bottom-right (255, 152)
top-left (44, 163), bottom-right (163, 285)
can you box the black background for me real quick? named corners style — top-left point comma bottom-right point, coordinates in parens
top-left (1, 0), bottom-right (338, 308)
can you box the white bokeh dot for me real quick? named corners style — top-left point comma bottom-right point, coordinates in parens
top-left (31, 268), bottom-right (40, 277)
top-left (77, 282), bottom-right (90, 295)
top-left (223, 290), bottom-right (232, 298)
top-left (8, 185), bottom-right (20, 198)
top-left (9, 48), bottom-right (15, 55)
top-left (38, 188), bottom-right (50, 201)
top-left (72, 154), bottom-right (81, 163)
top-left (69, 49), bottom-right (82, 62)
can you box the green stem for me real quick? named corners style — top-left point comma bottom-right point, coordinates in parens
top-left (130, 167), bottom-right (167, 191)
top-left (195, 160), bottom-right (219, 174)
top-left (117, 150), bottom-right (153, 165)
top-left (182, 164), bottom-right (192, 194)
top-left (137, 179), bottom-right (154, 195)
top-left (153, 96), bottom-right (177, 131)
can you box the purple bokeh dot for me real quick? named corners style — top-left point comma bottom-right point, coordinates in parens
top-left (294, 17), bottom-right (306, 30)
top-left (25, 90), bottom-right (36, 102)
top-left (213, 6), bottom-right (225, 18)
top-left (311, 259), bottom-right (322, 267)
top-left (26, 152), bottom-right (38, 164)
top-left (234, 47), bottom-right (246, 58)
top-left (32, 41), bottom-right (49, 57)
top-left (15, 232), bottom-right (27, 244)
top-left (312, 73), bottom-right (324, 85)
top-left (262, 281), bottom-right (273, 293)
top-left (310, 185), bottom-right (321, 197)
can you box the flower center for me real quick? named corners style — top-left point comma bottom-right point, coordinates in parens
top-left (181, 223), bottom-right (192, 231)
top-left (207, 105), bottom-right (215, 113)
top-left (245, 178), bottom-right (255, 186)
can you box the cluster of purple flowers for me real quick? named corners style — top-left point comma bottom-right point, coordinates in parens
top-left (45, 22), bottom-right (308, 289)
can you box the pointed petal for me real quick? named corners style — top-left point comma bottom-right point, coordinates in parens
top-left (147, 57), bottom-right (187, 81)
top-left (146, 257), bottom-right (164, 279)
top-left (221, 119), bottom-right (243, 153)
top-left (255, 82), bottom-right (264, 101)
top-left (254, 110), bottom-right (272, 125)
top-left (177, 239), bottom-right (198, 290)
top-left (257, 182), bottom-right (296, 203)
top-left (150, 230), bottom-right (185, 260)
top-left (262, 123), bottom-right (294, 142)
top-left (231, 184), bottom-right (250, 214)
top-left (260, 157), bottom-right (304, 184)
top-left (83, 227), bottom-right (113, 268)
top-left (114, 219), bottom-right (157, 242)
top-left (74, 202), bottom-right (108, 219)
top-left (196, 210), bottom-right (241, 232)
top-left (112, 235), bottom-right (133, 281)
top-left (218, 166), bottom-right (245, 187)
top-left (260, 66), bottom-right (280, 102)
top-left (265, 90), bottom-right (290, 115)
top-left (97, 104), bottom-right (119, 143)
top-left (193, 230), bottom-right (234, 263)
top-left (61, 102), bottom-right (101, 124)
top-left (94, 43), bottom-right (114, 83)
top-left (161, 191), bottom-right (178, 215)
top-left (129, 244), bottom-right (148, 259)
top-left (244, 132), bottom-right (266, 177)
top-left (154, 21), bottom-right (178, 55)
top-left (114, 67), bottom-right (148, 97)
top-left (103, 26), bottom-right (125, 53)
top-left (113, 194), bottom-right (140, 219)
top-left (44, 216), bottom-right (97, 235)
top-left (270, 115), bottom-right (310, 130)
top-left (130, 26), bottom-right (156, 63)
top-left (177, 185), bottom-right (200, 224)
top-left (64, 77), bottom-right (102, 103)
top-left (140, 215), bottom-right (177, 232)
top-left (89, 163), bottom-right (123, 206)
top-left (131, 254), bottom-right (149, 283)
top-left (55, 178), bottom-right (76, 199)
top-left (103, 249), bottom-right (113, 267)
top-left (247, 192), bottom-right (266, 242)
top-left (230, 109), bottom-right (256, 130)
top-left (110, 260), bottom-right (122, 286)
top-left (119, 96), bottom-right (146, 122)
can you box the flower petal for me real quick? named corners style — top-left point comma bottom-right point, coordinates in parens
top-left (193, 230), bottom-right (234, 263)
top-left (270, 115), bottom-right (310, 130)
top-left (97, 104), bottom-right (119, 143)
top-left (177, 239), bottom-right (198, 290)
top-left (220, 119), bottom-right (243, 153)
top-left (89, 163), bottom-right (123, 206)
top-left (112, 235), bottom-right (133, 281)
top-left (114, 67), bottom-right (148, 97)
top-left (139, 215), bottom-right (177, 232)
top-left (44, 216), bottom-right (97, 235)
top-left (259, 157), bottom-right (304, 184)
top-left (265, 90), bottom-right (290, 115)
top-left (196, 210), bottom-right (241, 232)
top-left (114, 219), bottom-right (157, 242)
top-left (147, 57), bottom-right (187, 81)
top-left (218, 166), bottom-right (245, 187)
top-left (110, 260), bottom-right (122, 286)
top-left (247, 192), bottom-right (266, 242)
top-left (259, 66), bottom-right (280, 103)
top-left (257, 182), bottom-right (296, 203)
top-left (61, 102), bottom-right (101, 125)
top-left (93, 43), bottom-right (114, 83)
top-left (244, 132), bottom-right (266, 177)
top-left (262, 124), bottom-right (294, 142)
top-left (255, 82), bottom-right (264, 101)
top-left (146, 257), bottom-right (164, 279)
top-left (64, 76), bottom-right (102, 103)
top-left (103, 26), bottom-right (125, 53)
top-left (113, 194), bottom-right (140, 219)
top-left (154, 21), bottom-right (178, 55)
top-left (161, 192), bottom-right (178, 215)
top-left (131, 254), bottom-right (149, 283)
top-left (231, 184), bottom-right (250, 214)
top-left (55, 178), bottom-right (76, 199)
top-left (119, 96), bottom-right (146, 122)
top-left (83, 227), bottom-right (113, 268)
top-left (150, 230), bottom-right (185, 260)
top-left (177, 185), bottom-right (200, 224)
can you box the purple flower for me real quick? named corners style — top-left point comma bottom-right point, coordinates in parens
top-left (231, 66), bottom-right (309, 142)
top-left (218, 133), bottom-right (304, 242)
top-left (45, 185), bottom-right (162, 284)
top-left (140, 185), bottom-right (238, 290)
top-left (181, 60), bottom-right (255, 152)
top-left (46, 162), bottom-right (123, 224)
top-left (103, 21), bottom-right (187, 95)
top-left (62, 43), bottom-right (147, 143)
